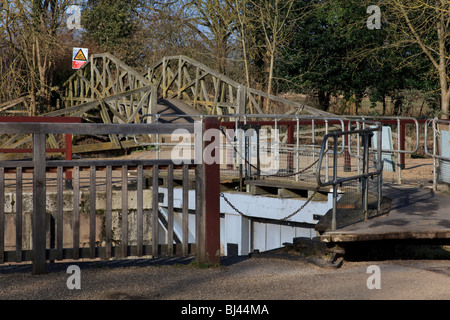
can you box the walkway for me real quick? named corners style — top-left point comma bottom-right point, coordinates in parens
top-left (0, 256), bottom-right (449, 300)
top-left (321, 184), bottom-right (450, 243)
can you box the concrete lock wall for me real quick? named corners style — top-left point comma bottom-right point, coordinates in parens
top-left (3, 190), bottom-right (154, 251)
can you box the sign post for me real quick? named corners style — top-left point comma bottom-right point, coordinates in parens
top-left (72, 48), bottom-right (88, 69)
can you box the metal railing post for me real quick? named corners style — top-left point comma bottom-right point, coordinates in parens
top-left (362, 131), bottom-right (371, 221)
top-left (317, 123), bottom-right (382, 231)
top-left (396, 118), bottom-right (402, 184)
top-left (331, 136), bottom-right (338, 230)
top-left (377, 123), bottom-right (383, 213)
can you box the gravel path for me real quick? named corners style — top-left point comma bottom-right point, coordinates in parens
top-left (0, 256), bottom-right (449, 301)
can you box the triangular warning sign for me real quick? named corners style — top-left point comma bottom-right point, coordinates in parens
top-left (74, 49), bottom-right (87, 61)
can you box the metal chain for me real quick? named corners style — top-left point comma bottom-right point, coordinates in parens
top-left (218, 126), bottom-right (327, 221)
top-left (220, 192), bottom-right (250, 218)
top-left (278, 188), bottom-right (319, 221)
top-left (220, 187), bottom-right (319, 222)
top-left (262, 152), bottom-right (327, 178)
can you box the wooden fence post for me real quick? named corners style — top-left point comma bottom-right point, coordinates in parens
top-left (32, 132), bottom-right (47, 275)
top-left (237, 85), bottom-right (246, 115)
top-left (196, 118), bottom-right (221, 265)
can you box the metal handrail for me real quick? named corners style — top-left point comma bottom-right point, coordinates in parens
top-left (346, 116), bottom-right (419, 156)
top-left (424, 118), bottom-right (450, 161)
top-left (345, 116), bottom-right (419, 184)
top-left (424, 118), bottom-right (450, 190)
top-left (316, 124), bottom-right (383, 230)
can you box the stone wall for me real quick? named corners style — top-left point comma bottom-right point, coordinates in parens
top-left (3, 190), bottom-right (154, 251)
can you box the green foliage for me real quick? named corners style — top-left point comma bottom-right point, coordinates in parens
top-left (275, 0), bottom-right (370, 110)
top-left (135, 145), bottom-right (156, 152)
top-left (82, 0), bottom-right (139, 51)
top-left (1, 0), bottom-right (444, 117)
top-left (275, 0), bottom-right (437, 114)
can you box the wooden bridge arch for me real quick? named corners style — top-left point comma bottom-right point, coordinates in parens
top-left (58, 52), bottom-right (335, 118)
top-left (1, 52), bottom-right (336, 156)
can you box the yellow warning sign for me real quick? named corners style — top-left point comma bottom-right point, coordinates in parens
top-left (72, 48), bottom-right (88, 69)
top-left (73, 49), bottom-right (87, 61)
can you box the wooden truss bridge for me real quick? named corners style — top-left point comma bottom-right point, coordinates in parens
top-left (1, 54), bottom-right (450, 268)
top-left (1, 53), bottom-right (337, 157)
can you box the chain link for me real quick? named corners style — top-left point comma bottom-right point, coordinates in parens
top-left (220, 192), bottom-right (249, 218)
top-left (218, 126), bottom-right (327, 221)
top-left (220, 187), bottom-right (319, 222)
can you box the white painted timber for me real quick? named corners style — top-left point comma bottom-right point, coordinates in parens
top-left (218, 191), bottom-right (332, 224)
top-left (158, 187), bottom-right (332, 255)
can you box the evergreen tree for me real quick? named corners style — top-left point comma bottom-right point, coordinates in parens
top-left (82, 0), bottom-right (142, 64)
top-left (275, 0), bottom-right (434, 115)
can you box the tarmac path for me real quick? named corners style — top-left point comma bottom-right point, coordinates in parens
top-left (0, 256), bottom-right (449, 301)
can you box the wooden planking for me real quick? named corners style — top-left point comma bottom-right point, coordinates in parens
top-left (56, 166), bottom-right (64, 260)
top-left (167, 165), bottom-right (174, 256)
top-left (121, 165), bottom-right (128, 257)
top-left (0, 126), bottom-right (205, 271)
top-left (182, 165), bottom-right (189, 256)
top-left (321, 230), bottom-right (450, 243)
top-left (32, 133), bottom-right (47, 274)
top-left (73, 166), bottom-right (80, 260)
top-left (319, 185), bottom-right (450, 243)
top-left (195, 165), bottom-right (203, 260)
top-left (89, 166), bottom-right (96, 259)
top-left (15, 167), bottom-right (22, 262)
top-left (245, 178), bottom-right (331, 193)
top-left (106, 166), bottom-right (112, 259)
top-left (0, 121), bottom-right (195, 135)
top-left (0, 168), bottom-right (4, 263)
top-left (1, 244), bottom-right (197, 263)
top-left (137, 165), bottom-right (144, 256)
top-left (152, 165), bottom-right (159, 257)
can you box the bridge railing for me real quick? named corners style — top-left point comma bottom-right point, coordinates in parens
top-left (136, 113), bottom-right (346, 187)
top-left (425, 118), bottom-right (450, 190)
top-left (133, 113), bottom-right (450, 192)
top-left (0, 120), bottom-right (220, 274)
top-left (145, 55), bottom-right (335, 117)
top-left (316, 122), bottom-right (383, 230)
top-left (346, 116), bottom-right (420, 184)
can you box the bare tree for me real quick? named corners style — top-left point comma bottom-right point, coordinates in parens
top-left (248, 0), bottom-right (298, 113)
top-left (384, 0), bottom-right (450, 119)
top-left (1, 0), bottom-right (72, 114)
top-left (138, 0), bottom-right (235, 74)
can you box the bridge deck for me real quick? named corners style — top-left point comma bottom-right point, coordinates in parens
top-left (321, 184), bottom-right (450, 243)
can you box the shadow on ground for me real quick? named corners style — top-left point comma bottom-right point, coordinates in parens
top-left (0, 255), bottom-right (250, 275)
top-left (344, 239), bottom-right (450, 261)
